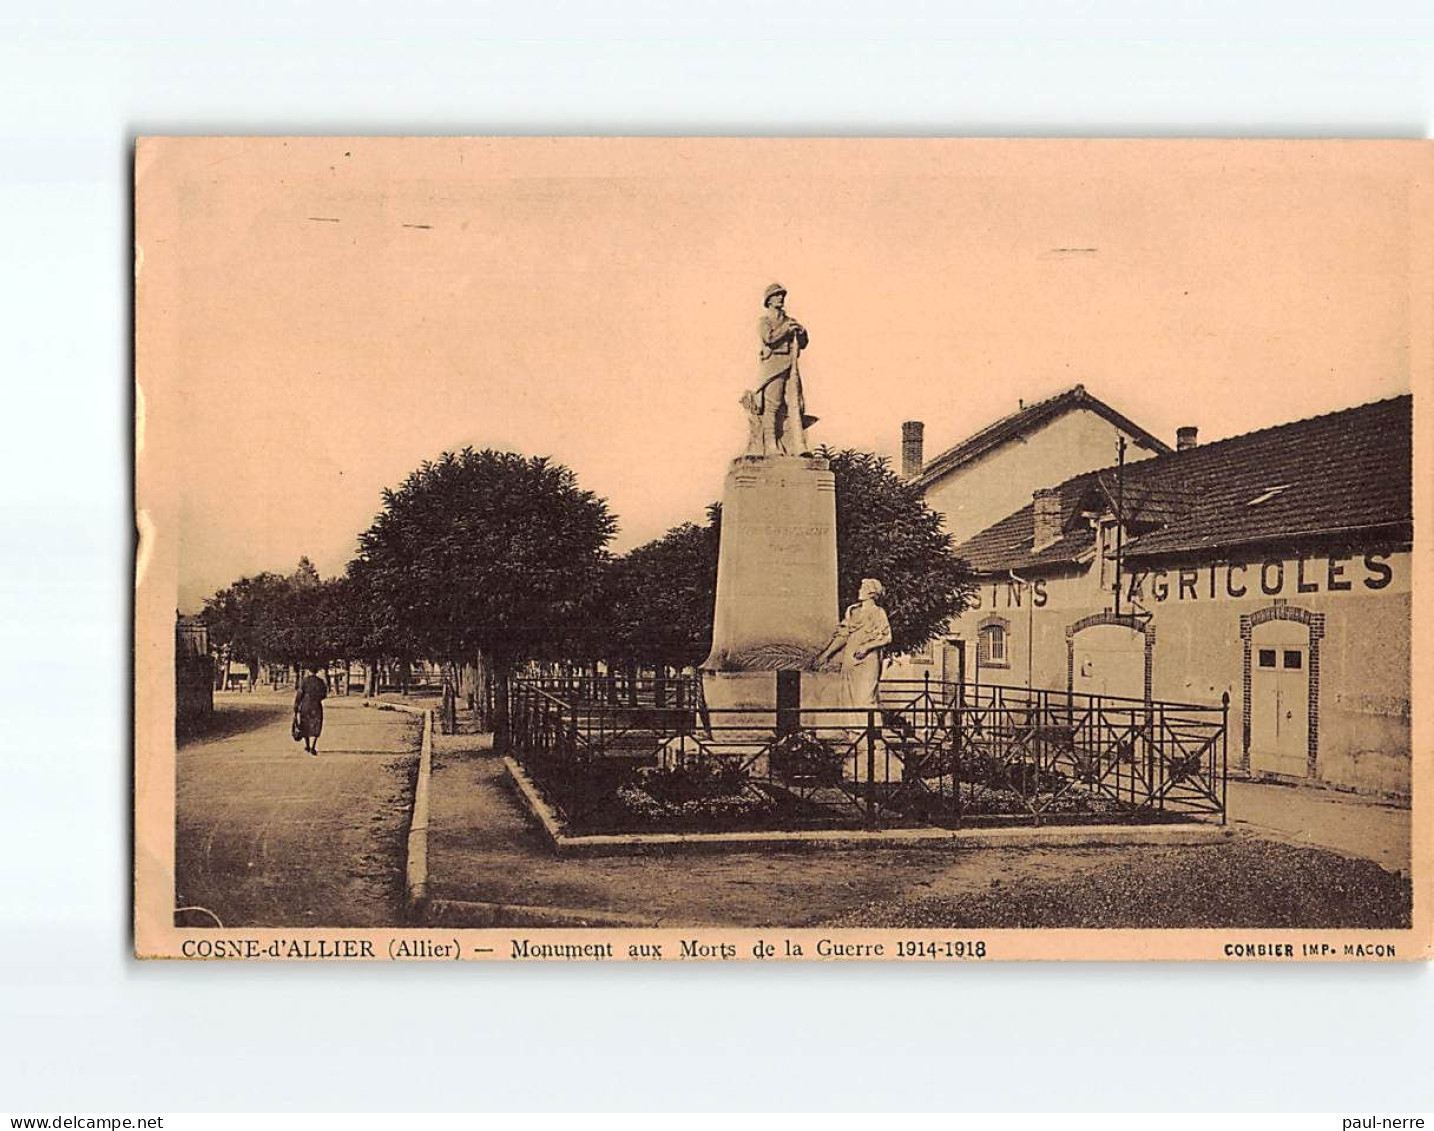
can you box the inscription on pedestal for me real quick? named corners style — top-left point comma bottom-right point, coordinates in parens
top-left (702, 456), bottom-right (839, 672)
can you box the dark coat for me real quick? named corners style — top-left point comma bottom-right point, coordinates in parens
top-left (293, 674), bottom-right (327, 738)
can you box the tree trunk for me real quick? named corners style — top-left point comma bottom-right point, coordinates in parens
top-left (481, 653), bottom-right (493, 731)
top-left (462, 659), bottom-right (478, 713)
top-left (491, 657), bottom-right (512, 753)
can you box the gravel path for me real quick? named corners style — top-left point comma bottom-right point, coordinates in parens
top-left (821, 838), bottom-right (1412, 929)
top-left (175, 693), bottom-right (420, 928)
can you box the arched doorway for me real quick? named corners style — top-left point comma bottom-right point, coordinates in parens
top-left (1241, 604), bottom-right (1323, 779)
top-left (1066, 614), bottom-right (1153, 702)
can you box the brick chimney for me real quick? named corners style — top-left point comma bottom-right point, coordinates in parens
top-left (1033, 487), bottom-right (1062, 548)
top-left (901, 420), bottom-right (925, 479)
top-left (1177, 425), bottom-right (1199, 451)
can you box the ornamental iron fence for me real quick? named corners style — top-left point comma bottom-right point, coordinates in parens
top-left (508, 674), bottom-right (1227, 835)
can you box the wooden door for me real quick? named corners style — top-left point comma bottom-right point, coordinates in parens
top-left (1249, 620), bottom-right (1311, 777)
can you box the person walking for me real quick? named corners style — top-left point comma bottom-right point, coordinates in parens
top-left (293, 664), bottom-right (328, 756)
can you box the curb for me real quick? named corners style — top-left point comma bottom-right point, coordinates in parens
top-left (502, 756), bottom-right (1230, 857)
top-left (389, 703), bottom-right (434, 921)
top-left (504, 753), bottom-right (567, 844)
top-left (423, 897), bottom-right (658, 929)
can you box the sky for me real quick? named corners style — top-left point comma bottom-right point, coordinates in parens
top-left (135, 138), bottom-right (1422, 612)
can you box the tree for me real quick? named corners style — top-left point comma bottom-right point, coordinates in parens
top-left (269, 574), bottom-right (350, 676)
top-left (593, 450), bottom-right (975, 668)
top-left (339, 559), bottom-right (417, 696)
top-left (602, 515), bottom-right (720, 670)
top-left (353, 448), bottom-right (616, 745)
top-left (202, 558), bottom-right (360, 688)
top-left (819, 447), bottom-right (977, 655)
top-left (200, 570), bottom-right (291, 687)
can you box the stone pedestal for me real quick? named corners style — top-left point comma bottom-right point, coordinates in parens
top-left (701, 454), bottom-right (838, 674)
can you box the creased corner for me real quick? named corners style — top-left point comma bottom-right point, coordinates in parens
top-left (135, 507), bottom-right (155, 592)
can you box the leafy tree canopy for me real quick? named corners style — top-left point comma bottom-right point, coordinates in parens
top-left (597, 451), bottom-right (974, 666)
top-left (599, 518), bottom-right (719, 668)
top-left (354, 448), bottom-right (616, 664)
top-left (202, 560), bottom-right (352, 669)
top-left (818, 446), bottom-right (977, 655)
top-left (200, 570), bottom-right (292, 664)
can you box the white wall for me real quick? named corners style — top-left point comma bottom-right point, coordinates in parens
top-left (924, 408), bottom-right (1161, 546)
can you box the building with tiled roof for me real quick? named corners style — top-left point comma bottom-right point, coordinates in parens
top-left (905, 384), bottom-right (1172, 548)
top-left (928, 394), bottom-right (1413, 798)
top-left (959, 395), bottom-right (1411, 573)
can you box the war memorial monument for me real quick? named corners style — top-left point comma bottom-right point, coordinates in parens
top-left (702, 284), bottom-right (893, 753)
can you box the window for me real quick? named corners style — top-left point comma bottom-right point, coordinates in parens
top-left (1283, 650), bottom-right (1303, 671)
top-left (1098, 519), bottom-right (1119, 590)
top-left (1247, 484), bottom-right (1291, 507)
top-left (979, 623), bottom-right (1009, 667)
top-left (1258, 649), bottom-right (1277, 668)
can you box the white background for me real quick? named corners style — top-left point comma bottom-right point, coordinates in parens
top-left (1, 0), bottom-right (1431, 1114)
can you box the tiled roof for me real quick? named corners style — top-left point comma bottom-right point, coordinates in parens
top-left (915, 384), bottom-right (1172, 487)
top-left (956, 394), bottom-right (1413, 573)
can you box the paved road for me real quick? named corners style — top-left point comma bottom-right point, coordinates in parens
top-left (176, 692), bottom-right (421, 928)
top-left (1226, 779), bottom-right (1411, 873)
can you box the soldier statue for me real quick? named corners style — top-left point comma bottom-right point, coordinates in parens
top-left (742, 283), bottom-right (818, 457)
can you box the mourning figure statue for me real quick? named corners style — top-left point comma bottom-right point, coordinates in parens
top-left (812, 578), bottom-right (893, 709)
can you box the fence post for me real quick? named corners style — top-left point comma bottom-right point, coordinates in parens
top-left (1152, 703), bottom-right (1163, 810)
top-left (866, 709), bottom-right (878, 828)
top-left (776, 670), bottom-right (800, 738)
top-left (675, 678), bottom-right (690, 741)
top-left (1220, 690), bottom-right (1230, 825)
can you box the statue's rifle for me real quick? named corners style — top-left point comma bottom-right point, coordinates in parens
top-left (787, 323), bottom-right (818, 444)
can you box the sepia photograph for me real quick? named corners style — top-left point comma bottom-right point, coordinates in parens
top-left (15, 1), bottom-right (1434, 1117)
top-left (134, 137), bottom-right (1430, 961)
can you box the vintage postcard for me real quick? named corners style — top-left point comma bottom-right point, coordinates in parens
top-left (135, 137), bottom-right (1431, 961)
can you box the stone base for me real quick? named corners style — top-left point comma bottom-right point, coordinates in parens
top-left (699, 669), bottom-right (900, 781)
top-left (701, 669), bottom-right (779, 721)
top-left (699, 669), bottom-right (849, 729)
top-left (702, 455), bottom-right (838, 672)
